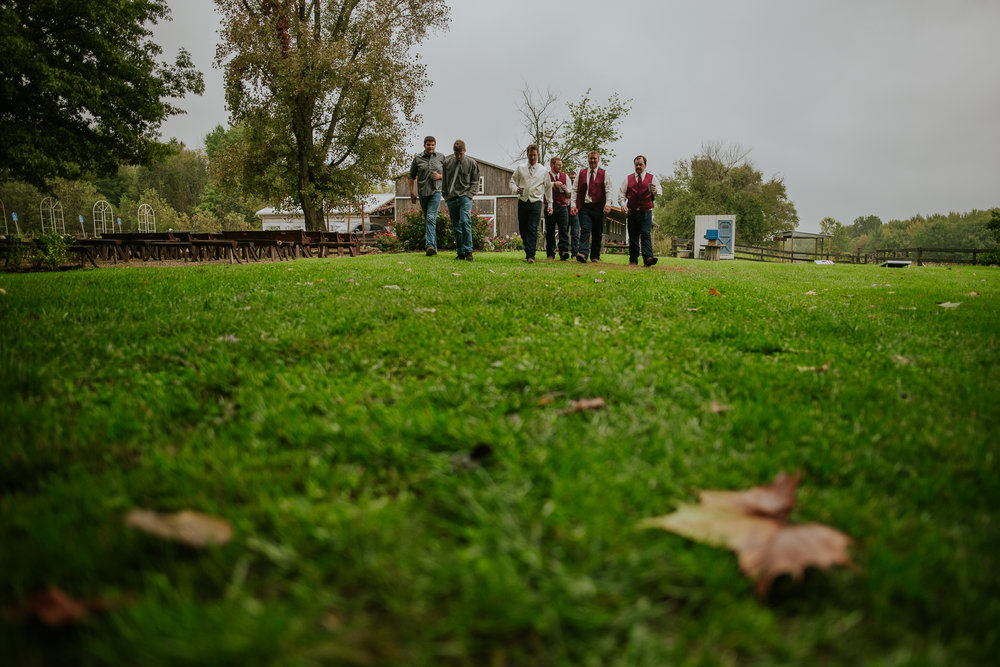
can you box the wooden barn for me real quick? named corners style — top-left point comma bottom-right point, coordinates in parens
top-left (393, 156), bottom-right (625, 245)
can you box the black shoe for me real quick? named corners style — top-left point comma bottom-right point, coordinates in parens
top-left (643, 256), bottom-right (658, 267)
top-left (425, 246), bottom-right (436, 256)
top-left (560, 253), bottom-right (569, 261)
top-left (456, 254), bottom-right (465, 260)
top-left (575, 253), bottom-right (587, 263)
top-left (465, 252), bottom-right (473, 262)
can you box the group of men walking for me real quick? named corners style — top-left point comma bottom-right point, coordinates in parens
top-left (409, 138), bottom-right (658, 267)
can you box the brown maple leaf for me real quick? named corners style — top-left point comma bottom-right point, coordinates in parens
top-left (639, 472), bottom-right (852, 596)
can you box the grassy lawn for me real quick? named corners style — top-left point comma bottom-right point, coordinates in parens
top-left (2, 253), bottom-right (998, 665)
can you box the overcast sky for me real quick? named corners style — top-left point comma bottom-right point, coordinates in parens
top-left (154, 0), bottom-right (1000, 232)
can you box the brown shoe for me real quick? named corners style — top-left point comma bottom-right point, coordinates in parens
top-left (643, 256), bottom-right (658, 267)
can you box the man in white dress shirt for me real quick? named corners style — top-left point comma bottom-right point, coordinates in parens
top-left (573, 150), bottom-right (613, 263)
top-left (509, 144), bottom-right (553, 263)
top-left (543, 156), bottom-right (574, 260)
top-left (618, 155), bottom-right (659, 267)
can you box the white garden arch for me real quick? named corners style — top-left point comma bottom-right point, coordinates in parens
top-left (138, 203), bottom-right (156, 233)
top-left (39, 197), bottom-right (66, 235)
top-left (93, 200), bottom-right (114, 236)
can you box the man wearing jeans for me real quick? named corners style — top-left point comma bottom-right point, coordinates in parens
top-left (618, 155), bottom-right (659, 267)
top-left (442, 139), bottom-right (480, 261)
top-left (408, 136), bottom-right (444, 255)
top-left (574, 150), bottom-right (612, 263)
top-left (543, 156), bottom-right (574, 260)
top-left (509, 144), bottom-right (552, 263)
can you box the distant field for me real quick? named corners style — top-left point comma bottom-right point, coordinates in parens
top-left (2, 254), bottom-right (998, 665)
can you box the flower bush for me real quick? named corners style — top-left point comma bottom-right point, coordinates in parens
top-left (489, 233), bottom-right (524, 251)
top-left (394, 209), bottom-right (491, 252)
top-left (372, 228), bottom-right (402, 253)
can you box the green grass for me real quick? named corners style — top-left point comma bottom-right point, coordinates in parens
top-left (1, 253), bottom-right (998, 665)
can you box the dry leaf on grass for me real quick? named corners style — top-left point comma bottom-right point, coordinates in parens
top-left (594, 279), bottom-right (606, 283)
top-left (937, 302), bottom-right (961, 308)
top-left (125, 509), bottom-right (234, 547)
top-left (708, 288), bottom-right (722, 296)
top-left (967, 291), bottom-right (979, 297)
top-left (559, 397), bottom-right (606, 414)
top-left (382, 285), bottom-right (400, 290)
top-left (891, 355), bottom-right (913, 365)
top-left (803, 290), bottom-right (818, 295)
top-left (708, 401), bottom-right (731, 414)
top-left (9, 587), bottom-right (129, 627)
top-left (797, 361), bottom-right (831, 373)
top-left (639, 472), bottom-right (852, 596)
top-left (216, 335), bottom-right (240, 343)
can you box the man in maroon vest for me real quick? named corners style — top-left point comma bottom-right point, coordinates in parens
top-left (617, 155), bottom-right (659, 266)
top-left (574, 150), bottom-right (613, 263)
top-left (544, 156), bottom-right (574, 260)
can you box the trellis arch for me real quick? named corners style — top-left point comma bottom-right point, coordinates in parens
top-left (40, 197), bottom-right (66, 235)
top-left (93, 200), bottom-right (114, 236)
top-left (138, 203), bottom-right (156, 233)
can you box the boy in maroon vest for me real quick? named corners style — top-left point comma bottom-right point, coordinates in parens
top-left (544, 157), bottom-right (574, 260)
top-left (574, 150), bottom-right (613, 263)
top-left (617, 155), bottom-right (659, 266)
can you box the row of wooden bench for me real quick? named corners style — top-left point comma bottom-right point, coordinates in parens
top-left (0, 230), bottom-right (361, 269)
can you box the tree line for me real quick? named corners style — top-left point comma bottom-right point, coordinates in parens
top-left (819, 210), bottom-right (999, 254)
top-left (0, 131), bottom-right (262, 235)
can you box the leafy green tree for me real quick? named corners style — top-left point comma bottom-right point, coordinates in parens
top-left (820, 216), bottom-right (851, 253)
top-left (654, 142), bottom-right (798, 244)
top-left (214, 0), bottom-right (450, 231)
top-left (0, 0), bottom-right (204, 188)
top-left (202, 124), bottom-right (265, 226)
top-left (515, 85), bottom-right (632, 172)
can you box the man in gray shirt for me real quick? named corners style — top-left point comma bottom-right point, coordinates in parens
top-left (408, 136), bottom-right (444, 256)
top-left (442, 139), bottom-right (481, 262)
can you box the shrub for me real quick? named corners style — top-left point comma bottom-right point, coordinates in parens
top-left (37, 233), bottom-right (70, 270)
top-left (489, 234), bottom-right (524, 251)
top-left (373, 229), bottom-right (402, 253)
top-left (395, 209), bottom-right (491, 251)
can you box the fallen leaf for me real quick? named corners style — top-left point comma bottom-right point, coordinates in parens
top-left (594, 279), bottom-right (605, 283)
top-left (216, 334), bottom-right (240, 343)
top-left (125, 509), bottom-right (234, 547)
top-left (599, 270), bottom-right (607, 274)
top-left (840, 294), bottom-right (854, 298)
top-left (899, 306), bottom-right (917, 310)
top-left (687, 307), bottom-right (700, 312)
top-left (488, 269), bottom-right (495, 273)
top-left (708, 401), bottom-right (731, 414)
top-left (405, 268), bottom-right (413, 272)
top-left (414, 307), bottom-right (437, 313)
top-left (797, 362), bottom-right (831, 373)
top-left (967, 291), bottom-right (979, 297)
top-left (382, 285), bottom-right (401, 290)
top-left (537, 395), bottom-right (554, 407)
top-left (708, 288), bottom-right (722, 296)
top-left (23, 588), bottom-right (89, 627)
top-left (639, 472), bottom-right (852, 596)
top-left (574, 273), bottom-right (581, 277)
top-left (560, 397), bottom-right (606, 414)
top-left (803, 290), bottom-right (817, 295)
top-left (451, 272), bottom-right (461, 276)
top-left (891, 355), bottom-right (913, 365)
top-left (937, 302), bottom-right (961, 308)
top-left (0, 288), bottom-right (7, 295)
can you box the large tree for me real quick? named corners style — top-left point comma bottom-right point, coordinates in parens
top-left (515, 84), bottom-right (631, 172)
top-left (0, 0), bottom-right (204, 189)
top-left (655, 142), bottom-right (798, 244)
top-left (215, 0), bottom-right (449, 230)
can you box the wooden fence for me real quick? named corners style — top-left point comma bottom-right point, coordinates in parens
top-left (732, 244), bottom-right (992, 266)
